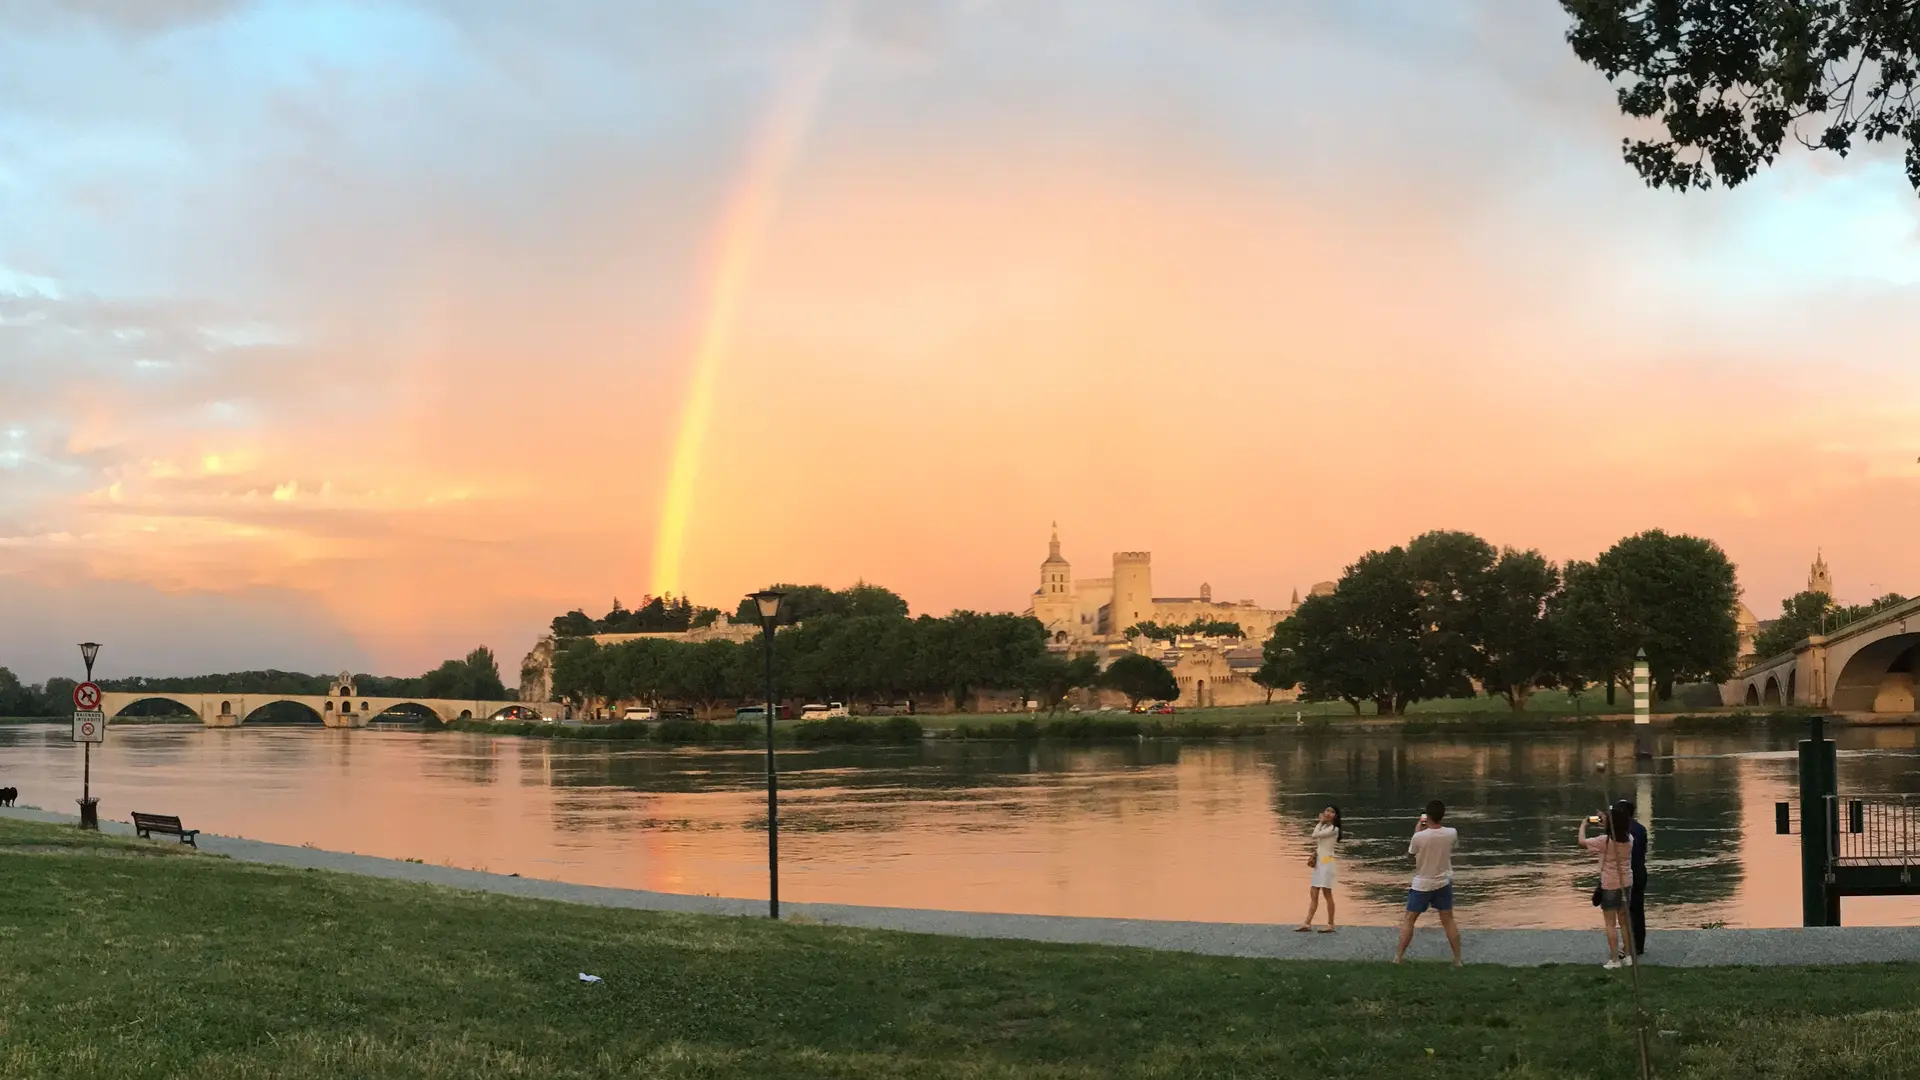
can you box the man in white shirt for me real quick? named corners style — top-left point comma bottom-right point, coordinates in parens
top-left (1393, 799), bottom-right (1462, 966)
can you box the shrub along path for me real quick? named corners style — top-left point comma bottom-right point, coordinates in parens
top-left (5, 806), bottom-right (1919, 970)
top-left (3, 814), bottom-right (1920, 1079)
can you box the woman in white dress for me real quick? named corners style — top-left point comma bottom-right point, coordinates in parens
top-left (1296, 805), bottom-right (1342, 933)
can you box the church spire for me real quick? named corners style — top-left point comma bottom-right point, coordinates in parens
top-left (1048, 522), bottom-right (1061, 560)
top-left (1808, 548), bottom-right (1833, 597)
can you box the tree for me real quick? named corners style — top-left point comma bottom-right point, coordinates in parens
top-left (551, 609), bottom-right (596, 638)
top-left (1032, 652), bottom-right (1101, 714)
top-left (464, 647), bottom-right (508, 700)
top-left (1472, 548), bottom-right (1563, 711)
top-left (1563, 1), bottom-right (1920, 197)
top-left (1405, 530), bottom-right (1497, 703)
top-left (1753, 589), bottom-right (1839, 660)
top-left (1569, 530), bottom-right (1739, 699)
top-left (1252, 630), bottom-right (1300, 705)
top-left (1751, 589), bottom-right (1910, 659)
top-left (1124, 621), bottom-right (1179, 644)
top-left (1101, 653), bottom-right (1180, 709)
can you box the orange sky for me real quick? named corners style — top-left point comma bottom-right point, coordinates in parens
top-left (2, 1), bottom-right (1917, 679)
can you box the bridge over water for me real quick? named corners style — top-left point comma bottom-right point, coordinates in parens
top-left (100, 672), bottom-right (565, 728)
top-left (1723, 597), bottom-right (1920, 715)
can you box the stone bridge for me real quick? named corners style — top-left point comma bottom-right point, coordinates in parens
top-left (100, 672), bottom-right (567, 729)
top-left (1722, 597), bottom-right (1920, 715)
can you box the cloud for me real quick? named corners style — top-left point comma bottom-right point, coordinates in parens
top-left (0, 0), bottom-right (244, 35)
top-left (1, 0), bottom-right (1917, 678)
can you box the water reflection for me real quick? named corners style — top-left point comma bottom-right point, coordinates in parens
top-left (2, 723), bottom-right (1917, 927)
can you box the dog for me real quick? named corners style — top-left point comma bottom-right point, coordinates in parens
top-left (0, 787), bottom-right (16, 807)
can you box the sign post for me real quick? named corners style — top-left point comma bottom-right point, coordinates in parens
top-left (74, 644), bottom-right (103, 830)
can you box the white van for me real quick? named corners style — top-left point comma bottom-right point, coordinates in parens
top-left (799, 702), bottom-right (850, 720)
top-left (621, 706), bottom-right (656, 722)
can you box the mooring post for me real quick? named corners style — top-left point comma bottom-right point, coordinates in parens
top-left (1798, 715), bottom-right (1840, 926)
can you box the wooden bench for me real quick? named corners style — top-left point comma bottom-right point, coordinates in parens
top-left (131, 812), bottom-right (199, 848)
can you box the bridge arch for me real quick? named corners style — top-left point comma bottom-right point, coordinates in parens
top-left (370, 702), bottom-right (442, 723)
top-left (1744, 684), bottom-right (1760, 706)
top-left (108, 696), bottom-right (199, 721)
top-left (240, 699), bottom-right (326, 726)
top-left (1762, 676), bottom-right (1781, 706)
top-left (1831, 633), bottom-right (1920, 714)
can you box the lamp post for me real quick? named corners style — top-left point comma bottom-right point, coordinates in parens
top-left (78, 642), bottom-right (101, 830)
top-left (747, 589), bottom-right (787, 919)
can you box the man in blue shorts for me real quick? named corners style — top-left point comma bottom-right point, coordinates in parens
top-left (1393, 799), bottom-right (1462, 966)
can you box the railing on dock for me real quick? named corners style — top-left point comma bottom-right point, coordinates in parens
top-left (1825, 794), bottom-right (1920, 876)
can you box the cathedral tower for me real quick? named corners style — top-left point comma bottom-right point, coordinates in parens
top-left (1032, 524), bottom-right (1075, 640)
top-left (1808, 550), bottom-right (1833, 597)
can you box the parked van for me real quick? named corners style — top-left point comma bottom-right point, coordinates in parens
top-left (621, 707), bottom-right (656, 722)
top-left (799, 702), bottom-right (850, 720)
top-left (735, 704), bottom-right (794, 721)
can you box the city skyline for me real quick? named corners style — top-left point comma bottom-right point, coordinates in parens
top-left (3, 1), bottom-right (1918, 681)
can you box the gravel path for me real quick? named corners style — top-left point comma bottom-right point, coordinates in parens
top-left (9, 805), bottom-right (1919, 967)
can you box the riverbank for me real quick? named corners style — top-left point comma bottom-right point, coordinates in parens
top-left (2, 814), bottom-right (1917, 1079)
top-left (6, 804), bottom-right (1919, 967)
top-left (436, 707), bottom-right (1836, 747)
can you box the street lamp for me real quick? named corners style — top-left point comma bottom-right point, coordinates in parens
top-left (747, 589), bottom-right (787, 919)
top-left (77, 642), bottom-right (102, 830)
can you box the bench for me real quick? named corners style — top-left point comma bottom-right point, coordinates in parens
top-left (131, 812), bottom-right (199, 847)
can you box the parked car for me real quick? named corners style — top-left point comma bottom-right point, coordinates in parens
top-left (800, 702), bottom-right (850, 720)
top-left (1152, 703), bottom-right (1177, 715)
top-left (621, 707), bottom-right (656, 722)
top-left (735, 705), bottom-right (794, 721)
top-left (657, 709), bottom-right (693, 723)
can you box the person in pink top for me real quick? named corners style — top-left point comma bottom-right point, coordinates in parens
top-left (1580, 802), bottom-right (1636, 969)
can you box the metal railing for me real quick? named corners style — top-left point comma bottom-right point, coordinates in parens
top-left (1824, 794), bottom-right (1920, 869)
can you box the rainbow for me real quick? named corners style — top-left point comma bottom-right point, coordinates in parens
top-left (649, 7), bottom-right (847, 598)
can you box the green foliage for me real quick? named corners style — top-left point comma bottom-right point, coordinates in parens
top-left (1251, 633), bottom-right (1298, 704)
top-left (792, 717), bottom-right (923, 745)
top-left (1573, 530), bottom-right (1739, 697)
top-left (1271, 527), bottom-right (1737, 712)
top-left (1030, 652), bottom-right (1101, 714)
top-left (1100, 653), bottom-right (1179, 707)
top-left (731, 581), bottom-right (910, 627)
top-left (1124, 619), bottom-right (1246, 643)
top-left (1563, 1), bottom-right (1920, 196)
top-left (1474, 548), bottom-right (1563, 711)
top-left (1276, 546), bottom-right (1427, 715)
top-left (0, 668), bottom-right (74, 717)
top-left (418, 647), bottom-right (510, 701)
top-left (1752, 590), bottom-right (1911, 660)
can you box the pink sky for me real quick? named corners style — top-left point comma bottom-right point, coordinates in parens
top-left (2, 1), bottom-right (1916, 680)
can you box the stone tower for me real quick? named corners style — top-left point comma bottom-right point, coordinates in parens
top-left (1032, 523), bottom-right (1075, 638)
top-left (1109, 551), bottom-right (1153, 637)
top-left (1808, 550), bottom-right (1833, 597)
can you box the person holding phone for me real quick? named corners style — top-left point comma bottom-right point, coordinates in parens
top-left (1580, 801), bottom-right (1636, 968)
top-left (1295, 805), bottom-right (1342, 933)
top-left (1393, 800), bottom-right (1462, 966)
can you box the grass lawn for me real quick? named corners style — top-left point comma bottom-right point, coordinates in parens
top-left (2, 817), bottom-right (1917, 1079)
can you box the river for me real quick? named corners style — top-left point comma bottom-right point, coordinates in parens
top-left (4, 722), bottom-right (1918, 929)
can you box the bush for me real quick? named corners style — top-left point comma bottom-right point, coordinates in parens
top-left (652, 718), bottom-right (712, 745)
top-left (791, 717), bottom-right (922, 745)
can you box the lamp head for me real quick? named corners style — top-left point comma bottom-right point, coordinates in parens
top-left (748, 589), bottom-right (787, 626)
top-left (79, 642), bottom-right (101, 670)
